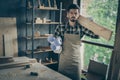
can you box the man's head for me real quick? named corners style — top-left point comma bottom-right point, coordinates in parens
top-left (67, 4), bottom-right (80, 22)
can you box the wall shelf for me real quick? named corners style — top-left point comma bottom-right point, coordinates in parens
top-left (27, 7), bottom-right (65, 11)
top-left (35, 22), bottom-right (60, 24)
top-left (23, 36), bottom-right (49, 40)
top-left (25, 49), bottom-right (52, 54)
top-left (38, 7), bottom-right (65, 11)
top-left (26, 22), bottom-right (60, 25)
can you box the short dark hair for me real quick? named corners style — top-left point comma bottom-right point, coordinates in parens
top-left (67, 4), bottom-right (80, 12)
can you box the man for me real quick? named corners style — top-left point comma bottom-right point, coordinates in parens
top-left (54, 4), bottom-right (99, 80)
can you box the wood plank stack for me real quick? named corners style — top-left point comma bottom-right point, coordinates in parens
top-left (0, 57), bottom-right (37, 69)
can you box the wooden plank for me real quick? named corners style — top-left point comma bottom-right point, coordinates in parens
top-left (77, 15), bottom-right (112, 40)
top-left (0, 17), bottom-right (18, 57)
top-left (4, 34), bottom-right (14, 57)
top-left (0, 57), bottom-right (37, 69)
top-left (0, 63), bottom-right (71, 80)
top-left (0, 36), bottom-right (3, 56)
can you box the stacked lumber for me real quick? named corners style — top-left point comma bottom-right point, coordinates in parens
top-left (0, 57), bottom-right (37, 69)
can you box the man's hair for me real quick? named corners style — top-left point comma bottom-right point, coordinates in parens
top-left (67, 4), bottom-right (80, 12)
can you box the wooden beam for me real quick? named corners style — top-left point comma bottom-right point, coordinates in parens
top-left (107, 0), bottom-right (120, 80)
top-left (77, 15), bottom-right (113, 40)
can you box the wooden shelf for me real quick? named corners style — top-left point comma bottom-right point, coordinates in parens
top-left (23, 34), bottom-right (52, 40)
top-left (24, 36), bottom-right (47, 40)
top-left (38, 7), bottom-right (65, 11)
top-left (35, 22), bottom-right (60, 24)
top-left (38, 7), bottom-right (58, 10)
top-left (26, 22), bottom-right (60, 25)
top-left (25, 47), bottom-right (52, 54)
top-left (27, 6), bottom-right (65, 11)
top-left (25, 50), bottom-right (52, 54)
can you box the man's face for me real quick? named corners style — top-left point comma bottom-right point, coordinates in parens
top-left (67, 9), bottom-right (80, 22)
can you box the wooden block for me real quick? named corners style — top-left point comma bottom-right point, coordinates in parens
top-left (0, 36), bottom-right (3, 56)
top-left (4, 34), bottom-right (14, 57)
top-left (77, 15), bottom-right (112, 40)
top-left (0, 57), bottom-right (37, 69)
top-left (35, 20), bottom-right (42, 23)
top-left (0, 17), bottom-right (18, 57)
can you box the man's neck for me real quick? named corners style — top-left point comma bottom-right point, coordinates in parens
top-left (69, 21), bottom-right (76, 27)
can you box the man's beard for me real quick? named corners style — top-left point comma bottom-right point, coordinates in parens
top-left (70, 17), bottom-right (77, 22)
top-left (70, 19), bottom-right (76, 22)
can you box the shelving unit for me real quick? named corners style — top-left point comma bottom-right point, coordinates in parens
top-left (25, 0), bottom-right (63, 66)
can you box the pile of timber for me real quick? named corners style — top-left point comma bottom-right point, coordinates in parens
top-left (0, 56), bottom-right (37, 69)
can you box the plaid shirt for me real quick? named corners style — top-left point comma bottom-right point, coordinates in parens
top-left (54, 22), bottom-right (99, 39)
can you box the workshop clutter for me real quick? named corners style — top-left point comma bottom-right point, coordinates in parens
top-left (34, 31), bottom-right (40, 37)
top-left (27, 0), bottom-right (57, 9)
top-left (38, 0), bottom-right (57, 9)
top-left (47, 35), bottom-right (62, 53)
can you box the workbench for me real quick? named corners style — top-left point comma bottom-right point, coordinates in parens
top-left (0, 56), bottom-right (37, 69)
top-left (0, 63), bottom-right (71, 80)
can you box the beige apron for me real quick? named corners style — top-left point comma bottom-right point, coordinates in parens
top-left (58, 34), bottom-right (81, 80)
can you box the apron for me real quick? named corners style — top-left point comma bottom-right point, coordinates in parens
top-left (58, 34), bottom-right (81, 80)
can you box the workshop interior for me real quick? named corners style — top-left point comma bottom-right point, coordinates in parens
top-left (0, 0), bottom-right (120, 80)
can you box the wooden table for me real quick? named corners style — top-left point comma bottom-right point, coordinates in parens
top-left (0, 63), bottom-right (71, 80)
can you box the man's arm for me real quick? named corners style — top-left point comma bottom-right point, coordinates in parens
top-left (82, 27), bottom-right (99, 39)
